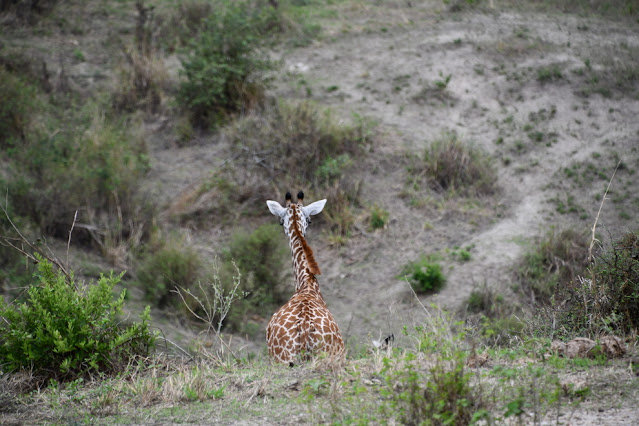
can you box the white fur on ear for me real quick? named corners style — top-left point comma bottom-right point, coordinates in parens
top-left (266, 200), bottom-right (287, 217)
top-left (301, 199), bottom-right (327, 217)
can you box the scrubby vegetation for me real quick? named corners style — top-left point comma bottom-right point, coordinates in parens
top-left (409, 132), bottom-right (498, 197)
top-left (516, 228), bottom-right (590, 306)
top-left (530, 231), bottom-right (639, 338)
top-left (136, 235), bottom-right (204, 309)
top-left (400, 256), bottom-right (446, 295)
top-left (0, 258), bottom-right (155, 383)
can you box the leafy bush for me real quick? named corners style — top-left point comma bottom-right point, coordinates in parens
top-left (136, 236), bottom-right (203, 308)
top-left (463, 285), bottom-right (524, 345)
top-left (177, 0), bottom-right (276, 128)
top-left (381, 320), bottom-right (487, 425)
top-left (0, 258), bottom-right (155, 382)
top-left (517, 228), bottom-right (589, 306)
top-left (225, 99), bottom-right (373, 187)
top-left (225, 224), bottom-right (288, 307)
top-left (1, 95), bottom-right (150, 242)
top-left (369, 204), bottom-right (389, 230)
top-left (401, 256), bottom-right (446, 294)
top-left (417, 132), bottom-right (497, 196)
top-left (0, 66), bottom-right (39, 146)
top-left (382, 354), bottom-right (484, 425)
top-left (534, 231), bottom-right (639, 337)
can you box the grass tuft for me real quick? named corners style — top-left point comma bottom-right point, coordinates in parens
top-left (418, 132), bottom-right (498, 197)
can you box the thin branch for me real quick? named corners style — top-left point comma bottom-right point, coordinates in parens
top-left (155, 336), bottom-right (193, 360)
top-left (589, 160), bottom-right (620, 264)
top-left (404, 278), bottom-right (432, 319)
top-left (0, 197), bottom-right (73, 285)
top-left (66, 210), bottom-right (78, 269)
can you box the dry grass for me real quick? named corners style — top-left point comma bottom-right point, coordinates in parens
top-left (411, 132), bottom-right (498, 197)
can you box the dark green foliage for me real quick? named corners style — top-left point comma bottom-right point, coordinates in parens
top-left (177, 0), bottom-right (276, 128)
top-left (369, 205), bottom-right (389, 230)
top-left (545, 232), bottom-right (639, 336)
top-left (381, 352), bottom-right (485, 425)
top-left (401, 256), bottom-right (446, 294)
top-left (226, 224), bottom-right (288, 307)
top-left (0, 66), bottom-right (38, 145)
top-left (136, 238), bottom-right (203, 308)
top-left (517, 228), bottom-right (589, 306)
top-left (0, 65), bottom-right (150, 241)
top-left (418, 132), bottom-right (498, 196)
top-left (0, 258), bottom-right (155, 381)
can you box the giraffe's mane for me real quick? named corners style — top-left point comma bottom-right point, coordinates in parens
top-left (291, 206), bottom-right (321, 276)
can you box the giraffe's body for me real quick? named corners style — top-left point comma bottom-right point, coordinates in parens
top-left (266, 192), bottom-right (345, 364)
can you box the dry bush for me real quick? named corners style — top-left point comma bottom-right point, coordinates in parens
top-left (0, 65), bottom-right (39, 145)
top-left (174, 99), bottom-right (373, 227)
top-left (516, 227), bottom-right (590, 307)
top-left (113, 48), bottom-right (169, 114)
top-left (412, 132), bottom-right (498, 197)
top-left (0, 0), bottom-right (59, 25)
top-left (113, 1), bottom-right (171, 113)
top-left (224, 99), bottom-right (372, 186)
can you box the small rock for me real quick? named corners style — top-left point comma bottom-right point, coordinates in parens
top-left (565, 337), bottom-right (596, 358)
top-left (600, 335), bottom-right (625, 358)
top-left (466, 352), bottom-right (491, 368)
top-left (551, 340), bottom-right (566, 355)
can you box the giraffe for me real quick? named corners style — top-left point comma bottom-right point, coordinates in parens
top-left (265, 191), bottom-right (345, 365)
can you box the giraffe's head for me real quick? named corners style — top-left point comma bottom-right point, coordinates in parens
top-left (266, 191), bottom-right (326, 237)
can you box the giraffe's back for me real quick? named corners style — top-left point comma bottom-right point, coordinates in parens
top-left (267, 293), bottom-right (345, 364)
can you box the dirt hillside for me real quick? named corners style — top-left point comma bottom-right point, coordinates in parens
top-left (145, 3), bottom-right (639, 348)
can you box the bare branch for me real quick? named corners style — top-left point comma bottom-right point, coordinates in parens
top-left (589, 160), bottom-right (620, 264)
top-left (0, 197), bottom-right (73, 284)
top-left (66, 210), bottom-right (78, 269)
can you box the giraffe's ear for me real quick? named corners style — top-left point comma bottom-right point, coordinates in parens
top-left (302, 199), bottom-right (326, 216)
top-left (266, 200), bottom-right (287, 217)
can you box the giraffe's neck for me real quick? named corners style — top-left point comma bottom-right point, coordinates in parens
top-left (288, 231), bottom-right (321, 294)
top-left (287, 207), bottom-right (321, 294)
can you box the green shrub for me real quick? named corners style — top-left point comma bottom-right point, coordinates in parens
top-left (136, 237), bottom-right (203, 308)
top-left (401, 256), bottom-right (446, 294)
top-left (517, 228), bottom-right (589, 306)
top-left (0, 66), bottom-right (39, 146)
top-left (226, 100), bottom-right (373, 185)
top-left (418, 132), bottom-right (497, 196)
top-left (1, 99), bottom-right (150, 241)
top-left (177, 0), bottom-right (276, 128)
top-left (463, 284), bottom-right (524, 345)
top-left (0, 257), bottom-right (155, 381)
top-left (369, 204), bottom-right (389, 230)
top-left (537, 64), bottom-right (563, 83)
top-left (316, 154), bottom-right (353, 184)
top-left (226, 224), bottom-right (288, 307)
top-left (381, 351), bottom-right (485, 425)
top-left (535, 231), bottom-right (639, 337)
